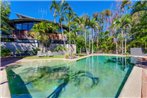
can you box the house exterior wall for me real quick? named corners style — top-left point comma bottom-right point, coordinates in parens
top-left (1, 42), bottom-right (77, 54)
top-left (1, 41), bottom-right (38, 53)
top-left (48, 33), bottom-right (67, 41)
top-left (66, 44), bottom-right (76, 54)
top-left (48, 44), bottom-right (76, 54)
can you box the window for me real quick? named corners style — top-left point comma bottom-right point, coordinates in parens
top-left (15, 22), bottom-right (35, 31)
top-left (16, 24), bottom-right (22, 30)
top-left (22, 23), bottom-right (28, 30)
top-left (28, 22), bottom-right (34, 30)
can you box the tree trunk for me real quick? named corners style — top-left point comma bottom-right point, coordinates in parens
top-left (39, 42), bottom-right (44, 53)
top-left (97, 30), bottom-right (99, 51)
top-left (60, 23), bottom-right (66, 54)
top-left (89, 36), bottom-right (90, 54)
top-left (116, 42), bottom-right (118, 54)
top-left (125, 38), bottom-right (127, 54)
top-left (53, 10), bottom-right (56, 23)
top-left (61, 25), bottom-right (65, 44)
top-left (92, 29), bottom-right (94, 54)
top-left (85, 30), bottom-right (87, 54)
top-left (68, 20), bottom-right (72, 58)
top-left (121, 31), bottom-right (124, 55)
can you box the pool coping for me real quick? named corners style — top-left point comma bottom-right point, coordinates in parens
top-left (119, 66), bottom-right (142, 98)
top-left (3, 54), bottom-right (147, 66)
top-left (0, 53), bottom-right (147, 98)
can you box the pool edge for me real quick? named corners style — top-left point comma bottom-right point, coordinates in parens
top-left (119, 66), bottom-right (142, 98)
top-left (3, 54), bottom-right (147, 66)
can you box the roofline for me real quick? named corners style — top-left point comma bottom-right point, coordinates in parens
top-left (9, 18), bottom-right (68, 29)
top-left (10, 13), bottom-right (68, 29)
top-left (16, 13), bottom-right (35, 19)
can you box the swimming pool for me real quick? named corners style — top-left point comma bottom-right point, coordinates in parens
top-left (6, 56), bottom-right (134, 98)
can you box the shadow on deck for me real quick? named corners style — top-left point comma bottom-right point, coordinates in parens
top-left (1, 57), bottom-right (23, 67)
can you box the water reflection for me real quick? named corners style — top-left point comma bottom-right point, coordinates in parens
top-left (47, 70), bottom-right (99, 98)
top-left (7, 65), bottom-right (99, 98)
top-left (105, 57), bottom-right (134, 71)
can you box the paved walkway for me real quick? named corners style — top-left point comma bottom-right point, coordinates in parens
top-left (0, 69), bottom-right (11, 98)
top-left (1, 57), bottom-right (22, 67)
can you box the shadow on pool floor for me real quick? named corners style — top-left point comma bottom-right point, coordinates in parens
top-left (7, 70), bottom-right (32, 98)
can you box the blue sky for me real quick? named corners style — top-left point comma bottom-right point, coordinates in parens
top-left (9, 1), bottom-right (117, 21)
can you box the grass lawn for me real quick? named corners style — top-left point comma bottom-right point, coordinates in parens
top-left (23, 55), bottom-right (65, 59)
top-left (78, 53), bottom-right (87, 57)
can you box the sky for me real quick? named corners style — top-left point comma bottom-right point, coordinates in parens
top-left (9, 0), bottom-right (117, 21)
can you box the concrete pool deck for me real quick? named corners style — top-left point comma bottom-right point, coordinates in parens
top-left (119, 66), bottom-right (142, 98)
top-left (0, 54), bottom-right (147, 98)
top-left (0, 69), bottom-right (11, 98)
top-left (119, 66), bottom-right (147, 98)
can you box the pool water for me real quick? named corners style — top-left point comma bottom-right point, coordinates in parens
top-left (6, 56), bottom-right (134, 98)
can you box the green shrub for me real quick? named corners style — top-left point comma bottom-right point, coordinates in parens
top-left (64, 53), bottom-right (69, 59)
top-left (64, 53), bottom-right (76, 59)
top-left (54, 45), bottom-right (66, 52)
top-left (16, 49), bottom-right (21, 54)
top-left (1, 46), bottom-right (11, 57)
top-left (78, 53), bottom-right (86, 57)
top-left (32, 47), bottom-right (40, 54)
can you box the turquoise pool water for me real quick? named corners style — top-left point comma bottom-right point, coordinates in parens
top-left (7, 56), bottom-right (134, 98)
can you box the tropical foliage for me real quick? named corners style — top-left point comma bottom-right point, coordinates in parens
top-left (0, 1), bottom-right (13, 34)
top-left (30, 21), bottom-right (59, 51)
top-left (0, 46), bottom-right (11, 57)
top-left (49, 0), bottom-right (147, 54)
top-left (1, 0), bottom-right (147, 56)
top-left (129, 1), bottom-right (147, 50)
top-left (54, 45), bottom-right (66, 52)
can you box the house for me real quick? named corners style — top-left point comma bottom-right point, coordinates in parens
top-left (1, 14), bottom-right (71, 55)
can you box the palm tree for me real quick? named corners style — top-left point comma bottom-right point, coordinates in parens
top-left (89, 18), bottom-right (99, 54)
top-left (50, 0), bottom-right (59, 23)
top-left (64, 4), bottom-right (76, 37)
top-left (103, 9), bottom-right (112, 17)
top-left (69, 15), bottom-right (90, 54)
top-left (58, 0), bottom-right (69, 46)
top-left (76, 15), bottom-right (90, 54)
top-left (121, 15), bottom-right (132, 54)
top-left (63, 4), bottom-right (77, 57)
top-left (92, 12), bottom-right (102, 51)
top-left (93, 12), bottom-right (98, 20)
top-left (102, 9), bottom-right (111, 31)
top-left (69, 16), bottom-right (87, 54)
top-left (82, 15), bottom-right (90, 54)
top-left (121, 0), bottom-right (131, 10)
top-left (112, 14), bottom-right (132, 54)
